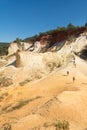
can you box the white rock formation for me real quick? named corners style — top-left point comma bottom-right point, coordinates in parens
top-left (27, 41), bottom-right (41, 52)
top-left (20, 42), bottom-right (32, 51)
top-left (8, 42), bottom-right (19, 55)
top-left (28, 41), bottom-right (48, 52)
top-left (57, 34), bottom-right (87, 63)
top-left (33, 41), bottom-right (41, 52)
top-left (71, 35), bottom-right (87, 53)
top-left (8, 42), bottom-right (32, 55)
top-left (16, 51), bottom-right (61, 72)
top-left (15, 34), bottom-right (87, 71)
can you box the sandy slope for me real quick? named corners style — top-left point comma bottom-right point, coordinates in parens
top-left (0, 56), bottom-right (87, 130)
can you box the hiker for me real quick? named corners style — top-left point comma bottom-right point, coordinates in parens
top-left (73, 77), bottom-right (75, 83)
top-left (67, 71), bottom-right (69, 76)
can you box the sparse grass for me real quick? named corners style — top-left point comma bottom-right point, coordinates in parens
top-left (19, 79), bottom-right (32, 86)
top-left (29, 120), bottom-right (69, 130)
top-left (19, 74), bottom-right (42, 86)
top-left (54, 120), bottom-right (69, 130)
top-left (2, 104), bottom-right (12, 112)
top-left (34, 73), bottom-right (42, 79)
top-left (2, 96), bottom-right (42, 112)
top-left (43, 122), bottom-right (52, 128)
top-left (8, 96), bottom-right (41, 112)
top-left (7, 100), bottom-right (29, 111)
top-left (0, 95), bottom-right (4, 101)
top-left (0, 93), bottom-right (8, 102)
top-left (33, 120), bottom-right (70, 130)
top-left (47, 62), bottom-right (61, 71)
top-left (43, 122), bottom-right (49, 127)
top-left (1, 123), bottom-right (12, 130)
top-left (0, 77), bottom-right (13, 87)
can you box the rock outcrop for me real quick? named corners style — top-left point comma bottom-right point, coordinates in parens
top-left (8, 42), bottom-right (32, 55)
top-left (20, 42), bottom-right (32, 51)
top-left (16, 50), bottom-right (61, 71)
top-left (32, 41), bottom-right (49, 52)
top-left (15, 33), bottom-right (87, 69)
top-left (8, 42), bottom-right (19, 55)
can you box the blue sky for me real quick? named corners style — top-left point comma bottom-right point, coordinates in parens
top-left (0, 0), bottom-right (87, 42)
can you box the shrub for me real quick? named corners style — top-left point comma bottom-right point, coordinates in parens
top-left (0, 43), bottom-right (9, 56)
top-left (0, 77), bottom-right (13, 87)
top-left (1, 123), bottom-right (12, 130)
top-left (0, 93), bottom-right (8, 102)
top-left (2, 96), bottom-right (41, 112)
top-left (19, 79), bottom-right (32, 86)
top-left (54, 120), bottom-right (69, 130)
top-left (84, 22), bottom-right (87, 28)
top-left (47, 62), bottom-right (61, 72)
top-left (67, 23), bottom-right (75, 29)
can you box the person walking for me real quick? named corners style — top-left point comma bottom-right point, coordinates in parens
top-left (73, 77), bottom-right (75, 83)
top-left (67, 71), bottom-right (69, 76)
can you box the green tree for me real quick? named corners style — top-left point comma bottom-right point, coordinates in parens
top-left (15, 38), bottom-right (22, 48)
top-left (85, 22), bottom-right (87, 28)
top-left (16, 38), bottom-right (22, 44)
top-left (67, 23), bottom-right (75, 29)
top-left (57, 26), bottom-right (67, 31)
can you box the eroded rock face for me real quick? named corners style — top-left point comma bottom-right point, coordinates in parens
top-left (16, 51), bottom-right (61, 72)
top-left (8, 43), bottom-right (19, 55)
top-left (8, 42), bottom-right (32, 55)
top-left (56, 34), bottom-right (87, 61)
top-left (20, 42), bottom-right (32, 51)
top-left (26, 41), bottom-right (49, 52)
top-left (32, 41), bottom-right (41, 52)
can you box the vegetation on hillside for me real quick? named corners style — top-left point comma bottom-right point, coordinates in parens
top-left (0, 22), bottom-right (87, 56)
top-left (0, 43), bottom-right (9, 56)
top-left (23, 23), bottom-right (87, 42)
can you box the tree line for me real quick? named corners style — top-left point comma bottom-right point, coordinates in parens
top-left (22, 22), bottom-right (87, 42)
